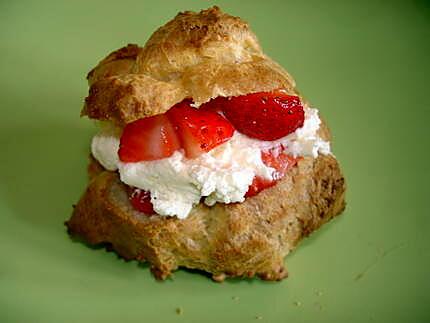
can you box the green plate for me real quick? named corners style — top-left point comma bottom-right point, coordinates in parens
top-left (1, 1), bottom-right (429, 322)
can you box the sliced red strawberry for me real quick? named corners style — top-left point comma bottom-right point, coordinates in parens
top-left (261, 149), bottom-right (297, 181)
top-left (200, 99), bottom-right (224, 114)
top-left (119, 114), bottom-right (181, 162)
top-left (245, 148), bottom-right (298, 197)
top-left (207, 91), bottom-right (305, 141)
top-left (166, 100), bottom-right (234, 158)
top-left (245, 176), bottom-right (275, 198)
top-left (129, 188), bottom-right (154, 214)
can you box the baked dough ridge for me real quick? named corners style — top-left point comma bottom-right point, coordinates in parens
top-left (82, 6), bottom-right (297, 125)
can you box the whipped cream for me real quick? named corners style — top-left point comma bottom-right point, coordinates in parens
top-left (91, 124), bottom-right (121, 171)
top-left (91, 107), bottom-right (330, 219)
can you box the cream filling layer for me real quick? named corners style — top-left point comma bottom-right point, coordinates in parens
top-left (91, 107), bottom-right (330, 219)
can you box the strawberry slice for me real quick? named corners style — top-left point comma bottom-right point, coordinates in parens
top-left (119, 114), bottom-right (181, 162)
top-left (129, 189), bottom-right (154, 214)
top-left (245, 148), bottom-right (298, 197)
top-left (200, 99), bottom-right (224, 114)
top-left (245, 176), bottom-right (273, 198)
top-left (261, 149), bottom-right (297, 180)
top-left (166, 100), bottom-right (234, 158)
top-left (207, 92), bottom-right (305, 141)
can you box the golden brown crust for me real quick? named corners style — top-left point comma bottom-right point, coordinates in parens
top-left (66, 154), bottom-right (345, 281)
top-left (82, 74), bottom-right (187, 124)
top-left (81, 6), bottom-right (298, 125)
top-left (86, 44), bottom-right (141, 86)
top-left (135, 7), bottom-right (262, 78)
top-left (87, 155), bottom-right (104, 181)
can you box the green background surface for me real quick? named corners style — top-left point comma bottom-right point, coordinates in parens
top-left (0, 0), bottom-right (429, 322)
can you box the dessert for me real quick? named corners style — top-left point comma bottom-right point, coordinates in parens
top-left (66, 6), bottom-right (346, 281)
